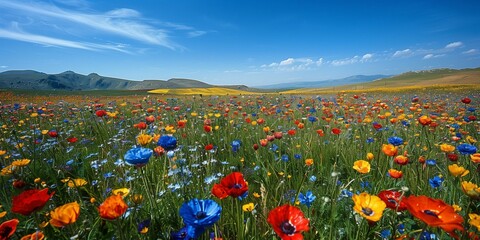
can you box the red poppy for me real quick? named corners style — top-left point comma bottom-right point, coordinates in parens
top-left (211, 172), bottom-right (248, 199)
top-left (377, 190), bottom-right (407, 211)
top-left (372, 122), bottom-right (383, 130)
top-left (145, 115), bottom-right (155, 124)
top-left (95, 109), bottom-right (107, 117)
top-left (287, 129), bottom-right (296, 136)
top-left (66, 137), bottom-right (78, 143)
top-left (267, 135), bottom-right (275, 142)
top-left (331, 128), bottom-right (341, 135)
top-left (461, 97), bottom-right (471, 104)
top-left (447, 153), bottom-right (459, 162)
top-left (0, 219), bottom-right (19, 240)
top-left (316, 129), bottom-right (325, 137)
top-left (253, 143), bottom-right (259, 150)
top-left (267, 204), bottom-right (309, 240)
top-left (404, 195), bottom-right (464, 239)
top-left (134, 122), bottom-right (147, 130)
top-left (260, 139), bottom-right (268, 147)
top-left (48, 130), bottom-right (58, 138)
top-left (257, 118), bottom-right (265, 124)
top-left (204, 125), bottom-right (212, 132)
top-left (99, 195), bottom-right (128, 220)
top-left (274, 132), bottom-right (283, 139)
top-left (205, 144), bottom-right (214, 151)
top-left (12, 188), bottom-right (54, 216)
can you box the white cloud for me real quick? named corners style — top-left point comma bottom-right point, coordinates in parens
top-left (423, 53), bottom-right (445, 59)
top-left (268, 62), bottom-right (278, 67)
top-left (331, 55), bottom-right (360, 66)
top-left (0, 65), bottom-right (8, 68)
top-left (316, 58), bottom-right (323, 66)
top-left (392, 49), bottom-right (412, 58)
top-left (0, 1), bottom-right (194, 50)
top-left (463, 49), bottom-right (478, 54)
top-left (445, 41), bottom-right (463, 49)
top-left (279, 58), bottom-right (295, 66)
top-left (0, 28), bottom-right (130, 53)
top-left (187, 31), bottom-right (207, 38)
top-left (361, 53), bottom-right (373, 62)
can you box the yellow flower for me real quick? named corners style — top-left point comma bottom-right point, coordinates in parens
top-left (440, 143), bottom-right (455, 153)
top-left (469, 213), bottom-right (480, 231)
top-left (253, 192), bottom-right (261, 198)
top-left (214, 113), bottom-right (221, 118)
top-left (131, 194), bottom-right (144, 204)
top-left (1, 165), bottom-right (14, 176)
top-left (461, 181), bottom-right (480, 199)
top-left (137, 134), bottom-right (153, 146)
top-left (0, 211), bottom-right (6, 218)
top-left (62, 178), bottom-right (88, 188)
top-left (11, 159), bottom-right (31, 167)
top-left (366, 152), bottom-right (374, 161)
top-left (353, 160), bottom-right (371, 174)
top-left (49, 202), bottom-right (80, 227)
top-left (41, 130), bottom-right (49, 135)
top-left (112, 188), bottom-right (130, 197)
top-left (466, 136), bottom-right (477, 144)
top-left (448, 164), bottom-right (469, 177)
top-left (251, 121), bottom-right (257, 126)
top-left (190, 112), bottom-right (198, 117)
top-left (305, 158), bottom-right (314, 166)
top-left (242, 203), bottom-right (255, 212)
top-left (452, 204), bottom-right (462, 212)
top-left (352, 192), bottom-right (386, 222)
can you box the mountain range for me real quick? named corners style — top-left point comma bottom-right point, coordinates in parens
top-left (0, 70), bottom-right (250, 91)
top-left (0, 68), bottom-right (478, 91)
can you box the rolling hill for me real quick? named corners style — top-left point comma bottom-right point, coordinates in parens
top-left (256, 74), bottom-right (390, 89)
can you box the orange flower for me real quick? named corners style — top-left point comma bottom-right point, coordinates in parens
top-left (352, 160), bottom-right (370, 174)
top-left (98, 195), bottom-right (128, 220)
top-left (394, 155), bottom-right (408, 165)
top-left (404, 195), bottom-right (464, 239)
top-left (382, 144), bottom-right (398, 156)
top-left (418, 115), bottom-right (432, 126)
top-left (448, 164), bottom-right (469, 177)
top-left (49, 202), bottom-right (80, 228)
top-left (366, 152), bottom-right (374, 161)
top-left (20, 231), bottom-right (44, 240)
top-left (388, 169), bottom-right (403, 179)
top-left (305, 158), bottom-right (314, 166)
top-left (471, 153), bottom-right (480, 164)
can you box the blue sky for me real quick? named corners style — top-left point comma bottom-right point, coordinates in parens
top-left (0, 0), bottom-right (479, 86)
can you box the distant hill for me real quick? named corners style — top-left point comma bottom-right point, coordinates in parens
top-left (256, 74), bottom-right (390, 89)
top-left (0, 70), bottom-right (220, 91)
top-left (281, 67), bottom-right (480, 94)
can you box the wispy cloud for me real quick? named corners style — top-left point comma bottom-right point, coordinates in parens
top-left (392, 49), bottom-right (413, 58)
top-left (445, 41), bottom-right (463, 49)
top-left (423, 53), bottom-right (445, 59)
top-left (331, 55), bottom-right (360, 66)
top-left (462, 49), bottom-right (477, 54)
top-left (0, 65), bottom-right (8, 69)
top-left (361, 53), bottom-right (373, 62)
top-left (0, 28), bottom-right (130, 53)
top-left (0, 0), bottom-right (204, 51)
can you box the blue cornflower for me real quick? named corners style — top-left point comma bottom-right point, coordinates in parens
top-left (380, 229), bottom-right (391, 239)
top-left (294, 154), bottom-right (302, 160)
top-left (179, 199), bottom-right (222, 229)
top-left (419, 231), bottom-right (437, 240)
top-left (338, 189), bottom-right (353, 200)
top-left (124, 147), bottom-right (153, 167)
top-left (429, 176), bottom-right (444, 188)
top-left (298, 190), bottom-right (316, 208)
top-left (171, 225), bottom-right (201, 239)
top-left (308, 116), bottom-right (317, 122)
top-left (231, 140), bottom-right (241, 153)
top-left (158, 135), bottom-right (177, 151)
top-left (309, 175), bottom-right (317, 182)
top-left (137, 219), bottom-right (150, 233)
top-left (387, 136), bottom-right (404, 146)
top-left (426, 159), bottom-right (436, 166)
top-left (457, 143), bottom-right (477, 155)
top-left (270, 143), bottom-right (278, 152)
top-left (281, 154), bottom-right (289, 162)
top-left (366, 137), bottom-right (374, 143)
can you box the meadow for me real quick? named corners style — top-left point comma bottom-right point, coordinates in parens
top-left (0, 88), bottom-right (478, 240)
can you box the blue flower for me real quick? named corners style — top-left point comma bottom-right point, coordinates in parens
top-left (231, 140), bottom-right (241, 153)
top-left (308, 116), bottom-right (317, 122)
top-left (281, 154), bottom-right (289, 162)
top-left (419, 231), bottom-right (436, 240)
top-left (158, 135), bottom-right (177, 151)
top-left (298, 190), bottom-right (316, 208)
top-left (387, 136), bottom-right (404, 146)
top-left (380, 229), bottom-right (391, 239)
top-left (309, 175), bottom-right (317, 182)
top-left (170, 225), bottom-right (201, 239)
top-left (428, 176), bottom-right (444, 188)
top-left (137, 219), bottom-right (150, 233)
top-left (457, 143), bottom-right (477, 155)
top-left (426, 159), bottom-right (436, 166)
top-left (124, 147), bottom-right (153, 167)
top-left (366, 137), bottom-right (374, 143)
top-left (179, 199), bottom-right (222, 229)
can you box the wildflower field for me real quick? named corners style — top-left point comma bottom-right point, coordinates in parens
top-left (0, 89), bottom-right (479, 240)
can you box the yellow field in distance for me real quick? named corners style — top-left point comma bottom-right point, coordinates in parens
top-left (148, 87), bottom-right (258, 96)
